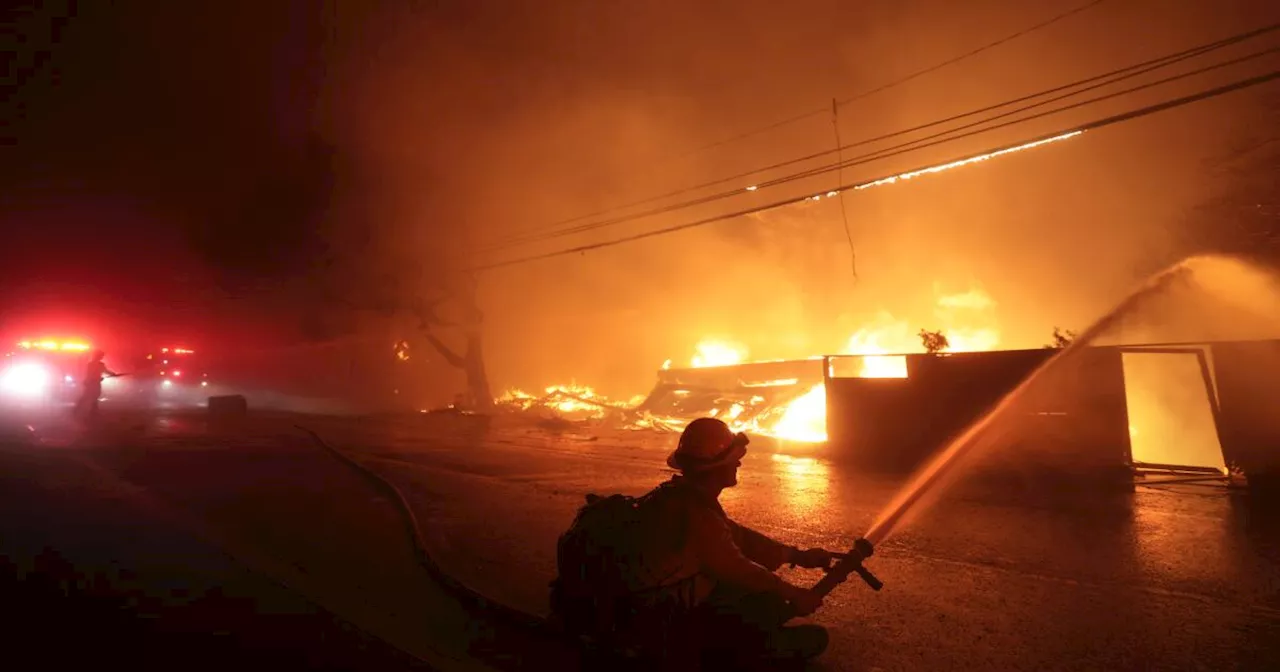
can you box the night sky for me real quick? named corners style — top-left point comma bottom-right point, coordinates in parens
top-left (6, 1), bottom-right (333, 344)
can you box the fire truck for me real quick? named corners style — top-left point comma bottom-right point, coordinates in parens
top-left (0, 338), bottom-right (210, 410)
top-left (128, 345), bottom-right (210, 407)
top-left (0, 339), bottom-right (97, 408)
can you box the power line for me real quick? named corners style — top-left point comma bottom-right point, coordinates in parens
top-left (495, 50), bottom-right (1269, 253)
top-left (739, 45), bottom-right (1280, 194)
top-left (485, 22), bottom-right (1279, 250)
top-left (834, 0), bottom-right (1111, 109)
top-left (667, 0), bottom-right (1112, 162)
top-left (470, 69), bottom-right (1280, 273)
top-left (485, 29), bottom-right (1280, 251)
top-left (494, 0), bottom-right (1115, 243)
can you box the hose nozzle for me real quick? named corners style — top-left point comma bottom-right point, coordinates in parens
top-left (848, 538), bottom-right (883, 591)
top-left (817, 537), bottom-right (884, 595)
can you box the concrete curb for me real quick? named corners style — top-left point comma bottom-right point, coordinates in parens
top-left (295, 426), bottom-right (558, 639)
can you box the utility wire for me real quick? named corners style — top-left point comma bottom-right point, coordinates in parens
top-left (495, 53), bottom-right (1266, 253)
top-left (495, 0), bottom-right (1115, 243)
top-left (485, 22), bottom-right (1279, 250)
top-left (470, 69), bottom-right (1280, 273)
top-left (833, 0), bottom-right (1111, 109)
top-left (741, 45), bottom-right (1280, 193)
top-left (481, 32), bottom-right (1280, 250)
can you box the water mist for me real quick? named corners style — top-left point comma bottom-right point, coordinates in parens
top-left (862, 254), bottom-right (1280, 546)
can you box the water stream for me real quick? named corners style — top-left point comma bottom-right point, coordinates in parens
top-left (863, 254), bottom-right (1280, 546)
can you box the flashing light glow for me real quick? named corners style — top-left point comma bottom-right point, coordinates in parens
top-left (162, 380), bottom-right (172, 388)
top-left (173, 348), bottom-right (194, 354)
top-left (16, 340), bottom-right (92, 352)
top-left (171, 370), bottom-right (181, 377)
top-left (1, 363), bottom-right (51, 396)
top-left (853, 131), bottom-right (1083, 192)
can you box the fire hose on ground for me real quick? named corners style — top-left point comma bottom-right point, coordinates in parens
top-left (295, 425), bottom-right (550, 634)
top-left (295, 425), bottom-right (883, 648)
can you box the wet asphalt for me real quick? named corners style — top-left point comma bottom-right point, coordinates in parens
top-left (2, 409), bottom-right (1278, 671)
top-left (313, 412), bottom-right (1280, 672)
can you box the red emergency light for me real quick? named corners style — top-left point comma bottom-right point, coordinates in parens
top-left (16, 339), bottom-right (92, 352)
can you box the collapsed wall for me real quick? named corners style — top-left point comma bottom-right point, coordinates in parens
top-left (637, 358), bottom-right (824, 418)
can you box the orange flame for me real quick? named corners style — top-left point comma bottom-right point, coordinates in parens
top-left (500, 288), bottom-right (1002, 446)
top-left (690, 339), bottom-right (747, 368)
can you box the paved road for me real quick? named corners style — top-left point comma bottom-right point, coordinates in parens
top-left (309, 412), bottom-right (1280, 672)
top-left (0, 411), bottom-right (573, 671)
top-left (0, 440), bottom-right (436, 670)
top-left (6, 409), bottom-right (1279, 670)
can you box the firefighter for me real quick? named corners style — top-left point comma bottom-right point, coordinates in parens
top-left (73, 349), bottom-right (118, 421)
top-left (627, 417), bottom-right (833, 667)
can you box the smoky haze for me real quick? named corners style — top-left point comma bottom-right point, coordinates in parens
top-left (317, 0), bottom-right (1280, 402)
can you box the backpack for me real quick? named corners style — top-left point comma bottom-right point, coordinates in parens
top-left (549, 492), bottom-right (656, 637)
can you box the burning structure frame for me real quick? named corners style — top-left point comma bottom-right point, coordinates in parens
top-left (642, 339), bottom-right (1280, 492)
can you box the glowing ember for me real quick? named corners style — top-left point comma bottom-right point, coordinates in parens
top-left (497, 383), bottom-right (631, 419)
top-left (854, 132), bottom-right (1083, 192)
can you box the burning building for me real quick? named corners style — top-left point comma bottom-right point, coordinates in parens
top-left (499, 336), bottom-right (1280, 494)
